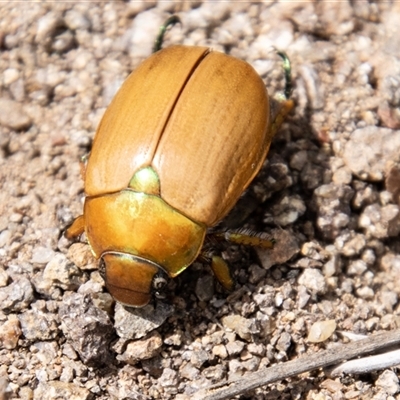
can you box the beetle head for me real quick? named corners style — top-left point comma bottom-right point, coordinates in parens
top-left (100, 252), bottom-right (168, 307)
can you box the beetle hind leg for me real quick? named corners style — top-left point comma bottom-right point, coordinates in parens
top-left (213, 229), bottom-right (274, 249)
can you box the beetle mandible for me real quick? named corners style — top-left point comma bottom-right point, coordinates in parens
top-left (66, 17), bottom-right (294, 307)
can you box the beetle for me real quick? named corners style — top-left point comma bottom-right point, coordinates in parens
top-left (66, 17), bottom-right (293, 307)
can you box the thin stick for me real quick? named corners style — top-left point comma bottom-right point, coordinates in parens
top-left (191, 329), bottom-right (400, 400)
top-left (328, 348), bottom-right (400, 377)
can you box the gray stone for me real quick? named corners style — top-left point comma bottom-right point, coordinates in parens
top-left (18, 308), bottom-right (58, 341)
top-left (59, 293), bottom-right (114, 366)
top-left (0, 277), bottom-right (34, 313)
top-left (298, 268), bottom-right (327, 295)
top-left (344, 127), bottom-right (400, 181)
top-left (114, 301), bottom-right (174, 340)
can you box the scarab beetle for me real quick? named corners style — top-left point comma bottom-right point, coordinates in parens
top-left (66, 20), bottom-right (293, 307)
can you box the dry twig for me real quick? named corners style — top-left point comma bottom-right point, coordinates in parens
top-left (191, 329), bottom-right (400, 400)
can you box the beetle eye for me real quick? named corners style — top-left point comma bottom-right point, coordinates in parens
top-left (153, 274), bottom-right (168, 299)
top-left (99, 258), bottom-right (106, 281)
top-left (153, 275), bottom-right (167, 290)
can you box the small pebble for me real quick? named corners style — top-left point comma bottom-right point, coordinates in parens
top-left (3, 68), bottom-right (19, 85)
top-left (34, 381), bottom-right (90, 400)
top-left (298, 268), bottom-right (327, 295)
top-left (225, 341), bottom-right (245, 356)
top-left (67, 243), bottom-right (97, 270)
top-left (64, 9), bottom-right (91, 31)
top-left (222, 315), bottom-right (259, 341)
top-left (307, 320), bottom-right (336, 343)
top-left (0, 277), bottom-right (34, 313)
top-left (248, 264), bottom-right (267, 284)
top-left (356, 286), bottom-right (375, 300)
top-left (31, 246), bottom-right (56, 265)
top-left (256, 228), bottom-right (300, 270)
top-left (164, 331), bottom-right (183, 347)
top-left (117, 332), bottom-right (163, 365)
top-left (0, 267), bottom-right (9, 287)
top-left (212, 344), bottom-right (228, 359)
top-left (347, 260), bottom-right (368, 276)
top-left (0, 315), bottom-right (21, 349)
top-left (312, 183), bottom-right (354, 240)
top-left (375, 370), bottom-right (400, 395)
top-left (180, 362), bottom-right (200, 380)
top-left (0, 98), bottom-right (32, 130)
top-left (158, 367), bottom-right (179, 388)
top-left (343, 127), bottom-right (400, 181)
top-left (276, 332), bottom-right (291, 352)
top-left (264, 195), bottom-right (306, 226)
top-left (190, 349), bottom-right (209, 368)
top-left (195, 275), bottom-right (214, 302)
top-left (18, 308), bottom-right (58, 341)
top-left (359, 204), bottom-right (400, 238)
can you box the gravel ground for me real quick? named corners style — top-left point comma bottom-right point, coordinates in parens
top-left (1, 2), bottom-right (400, 399)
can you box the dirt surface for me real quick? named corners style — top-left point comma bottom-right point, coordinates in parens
top-left (1, 2), bottom-right (400, 399)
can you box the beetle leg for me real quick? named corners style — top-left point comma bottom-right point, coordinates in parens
top-left (153, 15), bottom-right (181, 53)
top-left (276, 50), bottom-right (292, 100)
top-left (65, 214), bottom-right (85, 240)
top-left (268, 50), bottom-right (294, 137)
top-left (210, 255), bottom-right (235, 291)
top-left (212, 229), bottom-right (275, 249)
top-left (269, 96), bottom-right (294, 138)
top-left (199, 229), bottom-right (273, 291)
top-left (198, 252), bottom-right (235, 291)
top-left (79, 154), bottom-right (89, 181)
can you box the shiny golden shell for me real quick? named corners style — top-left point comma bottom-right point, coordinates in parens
top-left (85, 45), bottom-right (270, 226)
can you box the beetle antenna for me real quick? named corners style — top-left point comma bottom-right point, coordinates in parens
top-left (153, 15), bottom-right (181, 53)
top-left (276, 50), bottom-right (292, 100)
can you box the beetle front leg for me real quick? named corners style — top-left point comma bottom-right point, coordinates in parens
top-left (198, 252), bottom-right (235, 292)
top-left (65, 154), bottom-right (88, 240)
top-left (79, 153), bottom-right (89, 181)
top-left (210, 255), bottom-right (235, 291)
top-left (65, 214), bottom-right (85, 240)
top-left (200, 229), bottom-right (274, 291)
